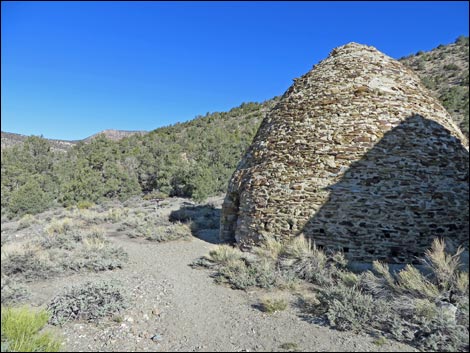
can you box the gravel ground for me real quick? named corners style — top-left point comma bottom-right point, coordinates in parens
top-left (8, 198), bottom-right (417, 352)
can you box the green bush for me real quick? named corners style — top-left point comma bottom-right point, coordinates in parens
top-left (8, 180), bottom-right (52, 217)
top-left (1, 306), bottom-right (62, 352)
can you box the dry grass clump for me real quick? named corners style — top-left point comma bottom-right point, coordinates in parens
top-left (194, 236), bottom-right (343, 290)
top-left (120, 210), bottom-right (192, 242)
top-left (16, 214), bottom-right (38, 230)
top-left (1, 243), bottom-right (60, 282)
top-left (208, 245), bottom-right (243, 265)
top-left (279, 237), bottom-right (332, 285)
top-left (196, 237), bottom-right (468, 352)
top-left (259, 296), bottom-right (288, 314)
top-left (76, 208), bottom-right (107, 225)
top-left (323, 238), bottom-right (469, 352)
top-left (103, 207), bottom-right (128, 223)
top-left (1, 225), bottom-right (128, 285)
top-left (279, 342), bottom-right (300, 351)
top-left (144, 223), bottom-right (192, 242)
top-left (76, 200), bottom-right (94, 210)
top-left (44, 217), bottom-right (74, 236)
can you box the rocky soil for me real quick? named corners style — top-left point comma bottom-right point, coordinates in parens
top-left (1, 197), bottom-right (418, 352)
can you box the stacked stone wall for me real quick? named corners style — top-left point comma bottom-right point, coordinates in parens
top-left (221, 43), bottom-right (469, 263)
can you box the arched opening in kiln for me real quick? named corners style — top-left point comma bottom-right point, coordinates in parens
top-left (220, 191), bottom-right (240, 243)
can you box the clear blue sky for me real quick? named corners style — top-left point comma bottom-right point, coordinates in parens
top-left (1, 1), bottom-right (469, 140)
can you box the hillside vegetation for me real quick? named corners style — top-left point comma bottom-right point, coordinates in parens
top-left (2, 37), bottom-right (468, 218)
top-left (400, 35), bottom-right (469, 136)
top-left (1, 99), bottom-right (278, 218)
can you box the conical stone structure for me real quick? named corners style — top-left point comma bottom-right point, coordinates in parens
top-left (220, 42), bottom-right (469, 263)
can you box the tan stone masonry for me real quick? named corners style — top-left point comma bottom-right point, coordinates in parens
top-left (220, 42), bottom-right (469, 263)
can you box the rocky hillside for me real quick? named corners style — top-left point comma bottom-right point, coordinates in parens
top-left (400, 35), bottom-right (469, 136)
top-left (1, 129), bottom-right (147, 152)
top-left (83, 129), bottom-right (147, 142)
top-left (1, 131), bottom-right (77, 152)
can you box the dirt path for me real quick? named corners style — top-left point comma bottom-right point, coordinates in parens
top-left (26, 230), bottom-right (416, 352)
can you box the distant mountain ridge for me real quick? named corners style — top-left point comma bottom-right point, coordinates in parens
top-left (1, 129), bottom-right (148, 151)
top-left (1, 131), bottom-right (77, 151)
top-left (82, 129), bottom-right (147, 142)
top-left (2, 36), bottom-right (468, 152)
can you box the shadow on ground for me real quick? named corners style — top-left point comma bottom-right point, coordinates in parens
top-left (169, 205), bottom-right (221, 244)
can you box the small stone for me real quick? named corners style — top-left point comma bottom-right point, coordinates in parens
top-left (151, 334), bottom-right (163, 342)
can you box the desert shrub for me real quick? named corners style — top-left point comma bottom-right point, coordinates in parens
top-left (421, 238), bottom-right (466, 295)
top-left (77, 209), bottom-right (105, 224)
top-left (296, 292), bottom-right (321, 313)
top-left (254, 236), bottom-right (284, 260)
top-left (1, 306), bottom-right (62, 352)
top-left (157, 223), bottom-right (191, 242)
top-left (215, 258), bottom-right (259, 289)
top-left (443, 63), bottom-right (460, 71)
top-left (142, 190), bottom-right (168, 200)
top-left (122, 208), bottom-right (192, 241)
top-left (208, 245), bottom-right (243, 265)
top-left (47, 281), bottom-right (127, 326)
top-left (421, 76), bottom-right (437, 90)
top-left (1, 248), bottom-right (60, 282)
top-left (39, 230), bottom-right (82, 251)
top-left (279, 342), bottom-right (299, 351)
top-left (202, 246), bottom-right (281, 290)
top-left (77, 200), bottom-right (94, 209)
top-left (65, 246), bottom-right (128, 272)
top-left (355, 239), bottom-right (469, 351)
top-left (0, 276), bottom-right (29, 305)
top-left (259, 296), bottom-right (288, 314)
top-left (336, 270), bottom-right (359, 287)
top-left (3, 226), bottom-right (128, 284)
top-left (104, 207), bottom-right (127, 222)
top-left (199, 238), bottom-right (344, 290)
top-left (16, 214), bottom-right (37, 230)
top-left (317, 284), bottom-right (397, 333)
top-left (44, 217), bottom-right (74, 236)
top-left (279, 237), bottom-right (334, 285)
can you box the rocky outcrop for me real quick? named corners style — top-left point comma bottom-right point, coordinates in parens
top-left (220, 42), bottom-right (469, 263)
top-left (83, 129), bottom-right (147, 142)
